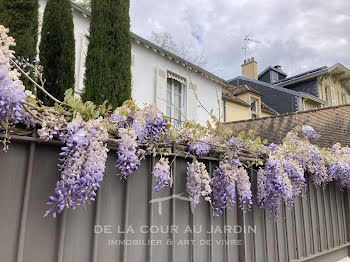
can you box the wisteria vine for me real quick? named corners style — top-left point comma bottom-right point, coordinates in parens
top-left (2, 25), bottom-right (350, 220)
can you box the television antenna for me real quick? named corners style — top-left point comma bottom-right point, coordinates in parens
top-left (242, 34), bottom-right (261, 60)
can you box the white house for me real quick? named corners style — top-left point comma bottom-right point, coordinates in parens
top-left (38, 0), bottom-right (229, 125)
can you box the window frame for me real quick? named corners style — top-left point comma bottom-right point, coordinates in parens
top-left (250, 97), bottom-right (259, 119)
top-left (166, 76), bottom-right (186, 124)
top-left (271, 70), bottom-right (279, 83)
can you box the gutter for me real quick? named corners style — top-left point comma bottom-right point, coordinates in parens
top-left (299, 92), bottom-right (327, 105)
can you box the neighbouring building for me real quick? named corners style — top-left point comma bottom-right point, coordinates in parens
top-left (275, 63), bottom-right (350, 109)
top-left (222, 85), bottom-right (278, 122)
top-left (228, 57), bottom-right (350, 115)
top-left (228, 58), bottom-right (328, 114)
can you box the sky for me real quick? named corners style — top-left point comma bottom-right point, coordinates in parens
top-left (129, 0), bottom-right (350, 80)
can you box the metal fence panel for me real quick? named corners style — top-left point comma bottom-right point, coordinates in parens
top-left (0, 138), bottom-right (349, 262)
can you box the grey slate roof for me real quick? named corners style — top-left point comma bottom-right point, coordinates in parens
top-left (276, 63), bottom-right (350, 89)
top-left (229, 76), bottom-right (301, 96)
top-left (275, 66), bottom-right (328, 86)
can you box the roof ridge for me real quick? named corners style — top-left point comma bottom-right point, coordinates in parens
top-left (275, 66), bottom-right (328, 85)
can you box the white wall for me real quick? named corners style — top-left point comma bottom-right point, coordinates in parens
top-left (131, 43), bottom-right (222, 125)
top-left (39, 0), bottom-right (222, 125)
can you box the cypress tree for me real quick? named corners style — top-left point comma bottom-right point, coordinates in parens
top-left (39, 0), bottom-right (75, 105)
top-left (82, 0), bottom-right (132, 108)
top-left (0, 0), bottom-right (38, 60)
top-left (0, 0), bottom-right (39, 91)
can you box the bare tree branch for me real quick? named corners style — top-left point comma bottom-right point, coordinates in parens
top-left (150, 31), bottom-right (208, 68)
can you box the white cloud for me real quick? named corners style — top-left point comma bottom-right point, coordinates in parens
top-left (130, 0), bottom-right (350, 80)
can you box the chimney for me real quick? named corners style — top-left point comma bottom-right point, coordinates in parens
top-left (241, 56), bottom-right (258, 80)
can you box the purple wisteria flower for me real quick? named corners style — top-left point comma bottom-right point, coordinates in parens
top-left (302, 125), bottom-right (317, 140)
top-left (186, 161), bottom-right (211, 209)
top-left (153, 157), bottom-right (171, 191)
top-left (44, 115), bottom-right (109, 218)
top-left (187, 142), bottom-right (211, 157)
top-left (137, 115), bottom-right (168, 144)
top-left (236, 168), bottom-right (253, 212)
top-left (0, 26), bottom-right (26, 127)
top-left (326, 143), bottom-right (350, 189)
top-left (257, 158), bottom-right (293, 219)
top-left (210, 167), bottom-right (227, 217)
top-left (269, 143), bottom-right (277, 151)
top-left (116, 128), bottom-right (143, 179)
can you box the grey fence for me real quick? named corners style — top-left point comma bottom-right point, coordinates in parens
top-left (1, 135), bottom-right (350, 262)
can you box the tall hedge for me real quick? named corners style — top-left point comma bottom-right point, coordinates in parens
top-left (0, 0), bottom-right (39, 91)
top-left (82, 0), bottom-right (132, 108)
top-left (39, 0), bottom-right (75, 105)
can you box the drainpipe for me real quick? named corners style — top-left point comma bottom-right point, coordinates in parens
top-left (223, 98), bottom-right (227, 122)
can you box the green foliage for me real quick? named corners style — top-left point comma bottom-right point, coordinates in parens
top-left (82, 0), bottom-right (132, 109)
top-left (0, 0), bottom-right (39, 91)
top-left (39, 0), bottom-right (75, 105)
top-left (63, 89), bottom-right (112, 121)
top-left (237, 130), bottom-right (267, 151)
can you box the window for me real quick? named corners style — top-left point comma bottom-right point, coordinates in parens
top-left (166, 78), bottom-right (184, 124)
top-left (250, 98), bottom-right (258, 119)
top-left (271, 70), bottom-right (279, 83)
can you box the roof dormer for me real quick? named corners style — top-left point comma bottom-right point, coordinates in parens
top-left (258, 65), bottom-right (288, 84)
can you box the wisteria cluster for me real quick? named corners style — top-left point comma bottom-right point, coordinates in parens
top-left (133, 104), bottom-right (169, 145)
top-left (111, 103), bottom-right (168, 179)
top-left (152, 157), bottom-right (171, 191)
top-left (210, 158), bottom-right (252, 216)
top-left (115, 127), bottom-right (144, 179)
top-left (257, 159), bottom-right (294, 217)
top-left (326, 143), bottom-right (350, 189)
top-left (302, 125), bottom-right (317, 140)
top-left (186, 160), bottom-right (212, 208)
top-left (0, 26), bottom-right (26, 127)
top-left (258, 126), bottom-right (327, 218)
top-left (44, 114), bottom-right (109, 218)
top-left (187, 142), bottom-right (211, 157)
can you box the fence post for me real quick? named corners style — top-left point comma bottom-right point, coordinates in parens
top-left (343, 190), bottom-right (350, 242)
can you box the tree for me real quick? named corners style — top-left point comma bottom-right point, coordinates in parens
top-left (0, 0), bottom-right (39, 91)
top-left (82, 0), bottom-right (132, 108)
top-left (0, 0), bottom-right (38, 60)
top-left (150, 31), bottom-right (208, 68)
top-left (39, 0), bottom-right (75, 105)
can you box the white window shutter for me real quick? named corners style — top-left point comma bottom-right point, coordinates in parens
top-left (155, 66), bottom-right (167, 114)
top-left (187, 83), bottom-right (197, 121)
